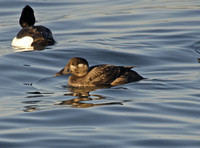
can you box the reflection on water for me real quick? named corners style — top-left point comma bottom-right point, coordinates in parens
top-left (24, 86), bottom-right (122, 111)
top-left (12, 46), bottom-right (34, 52)
top-left (61, 86), bottom-right (122, 108)
top-left (26, 91), bottom-right (54, 98)
top-left (23, 100), bottom-right (40, 112)
top-left (56, 95), bottom-right (122, 108)
top-left (12, 44), bottom-right (52, 52)
top-left (67, 85), bottom-right (111, 96)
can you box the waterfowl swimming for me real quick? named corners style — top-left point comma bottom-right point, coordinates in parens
top-left (12, 5), bottom-right (55, 48)
top-left (55, 57), bottom-right (143, 87)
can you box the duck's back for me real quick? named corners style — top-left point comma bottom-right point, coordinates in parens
top-left (34, 26), bottom-right (55, 42)
top-left (15, 26), bottom-right (55, 46)
top-left (84, 65), bottom-right (143, 86)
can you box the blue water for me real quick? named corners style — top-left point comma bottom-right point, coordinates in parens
top-left (0, 0), bottom-right (200, 147)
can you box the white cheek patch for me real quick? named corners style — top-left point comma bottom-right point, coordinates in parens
top-left (78, 64), bottom-right (84, 67)
top-left (71, 64), bottom-right (86, 71)
top-left (12, 36), bottom-right (34, 48)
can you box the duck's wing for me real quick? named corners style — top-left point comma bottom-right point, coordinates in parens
top-left (16, 26), bottom-right (55, 47)
top-left (16, 26), bottom-right (42, 38)
top-left (34, 26), bottom-right (56, 45)
top-left (86, 65), bottom-right (126, 86)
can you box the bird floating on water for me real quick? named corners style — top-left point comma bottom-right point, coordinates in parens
top-left (55, 57), bottom-right (143, 87)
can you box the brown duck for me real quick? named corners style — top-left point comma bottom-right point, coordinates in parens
top-left (55, 57), bottom-right (143, 87)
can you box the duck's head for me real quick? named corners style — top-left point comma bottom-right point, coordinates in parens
top-left (19, 5), bottom-right (35, 28)
top-left (55, 57), bottom-right (89, 77)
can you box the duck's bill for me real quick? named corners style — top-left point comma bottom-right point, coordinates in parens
top-left (54, 68), bottom-right (65, 76)
top-left (54, 67), bottom-right (70, 76)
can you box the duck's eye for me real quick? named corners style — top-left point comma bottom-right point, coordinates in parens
top-left (70, 65), bottom-right (76, 70)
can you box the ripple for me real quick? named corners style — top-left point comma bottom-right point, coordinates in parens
top-left (0, 0), bottom-right (200, 147)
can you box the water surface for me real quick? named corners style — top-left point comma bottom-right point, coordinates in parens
top-left (0, 0), bottom-right (200, 147)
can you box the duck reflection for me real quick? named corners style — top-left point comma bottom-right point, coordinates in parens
top-left (13, 44), bottom-right (48, 52)
top-left (67, 86), bottom-right (109, 96)
top-left (23, 99), bottom-right (41, 112)
top-left (23, 86), bottom-right (122, 111)
top-left (24, 105), bottom-right (38, 112)
top-left (56, 86), bottom-right (122, 108)
top-left (56, 95), bottom-right (122, 108)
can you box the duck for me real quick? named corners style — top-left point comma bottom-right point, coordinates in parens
top-left (12, 5), bottom-right (55, 48)
top-left (54, 57), bottom-right (143, 87)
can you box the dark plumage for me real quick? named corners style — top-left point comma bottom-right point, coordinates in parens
top-left (12, 5), bottom-right (55, 47)
top-left (19, 5), bottom-right (35, 28)
top-left (55, 57), bottom-right (143, 87)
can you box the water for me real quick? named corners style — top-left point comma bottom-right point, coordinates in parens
top-left (0, 0), bottom-right (200, 147)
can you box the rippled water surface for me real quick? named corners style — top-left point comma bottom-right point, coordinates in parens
top-left (0, 0), bottom-right (200, 147)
